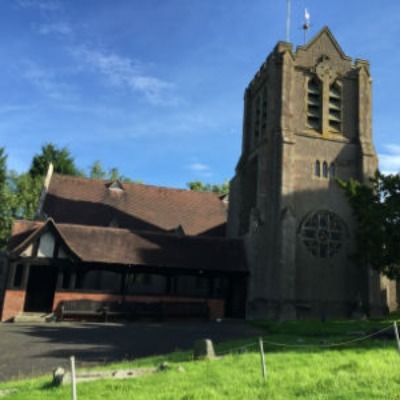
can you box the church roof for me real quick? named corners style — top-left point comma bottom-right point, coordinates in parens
top-left (39, 174), bottom-right (228, 237)
top-left (8, 219), bottom-right (247, 273)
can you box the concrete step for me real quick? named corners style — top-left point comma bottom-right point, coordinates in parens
top-left (13, 312), bottom-right (56, 323)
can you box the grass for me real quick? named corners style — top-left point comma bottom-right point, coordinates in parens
top-left (2, 317), bottom-right (400, 399)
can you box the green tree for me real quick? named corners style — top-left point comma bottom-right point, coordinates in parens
top-left (187, 180), bottom-right (229, 195)
top-left (339, 171), bottom-right (400, 280)
top-left (89, 160), bottom-right (107, 179)
top-left (29, 143), bottom-right (82, 178)
top-left (88, 160), bottom-right (140, 183)
top-left (8, 171), bottom-right (43, 220)
top-left (0, 148), bottom-right (12, 248)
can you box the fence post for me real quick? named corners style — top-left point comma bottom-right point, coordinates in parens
top-left (70, 356), bottom-right (77, 400)
top-left (394, 322), bottom-right (400, 355)
top-left (258, 337), bottom-right (266, 380)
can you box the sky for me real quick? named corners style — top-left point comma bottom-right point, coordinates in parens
top-left (1, 0), bottom-right (400, 188)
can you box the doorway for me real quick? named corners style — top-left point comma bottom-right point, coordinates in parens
top-left (24, 265), bottom-right (58, 312)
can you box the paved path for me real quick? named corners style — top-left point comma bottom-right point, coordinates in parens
top-left (0, 320), bottom-right (262, 382)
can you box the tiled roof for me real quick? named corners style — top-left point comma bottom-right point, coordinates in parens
top-left (9, 220), bottom-right (247, 273)
top-left (41, 174), bottom-right (227, 236)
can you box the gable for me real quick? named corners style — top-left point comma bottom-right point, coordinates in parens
top-left (295, 27), bottom-right (352, 70)
top-left (10, 219), bottom-right (78, 261)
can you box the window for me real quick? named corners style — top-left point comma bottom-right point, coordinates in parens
top-left (322, 162), bottom-right (328, 178)
top-left (307, 78), bottom-right (322, 131)
top-left (315, 160), bottom-right (321, 177)
top-left (307, 76), bottom-right (342, 134)
top-left (299, 211), bottom-right (347, 258)
top-left (329, 82), bottom-right (342, 132)
top-left (314, 160), bottom-right (336, 180)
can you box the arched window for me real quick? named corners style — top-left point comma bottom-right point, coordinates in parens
top-left (329, 81), bottom-right (342, 132)
top-left (307, 78), bottom-right (322, 131)
top-left (315, 160), bottom-right (321, 177)
top-left (322, 162), bottom-right (328, 178)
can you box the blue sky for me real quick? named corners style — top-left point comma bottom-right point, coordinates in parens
top-left (1, 0), bottom-right (400, 188)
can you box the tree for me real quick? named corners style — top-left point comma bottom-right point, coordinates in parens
top-left (88, 160), bottom-right (140, 183)
top-left (339, 171), bottom-right (400, 280)
top-left (89, 160), bottom-right (107, 179)
top-left (187, 180), bottom-right (229, 195)
top-left (7, 171), bottom-right (42, 221)
top-left (29, 143), bottom-right (82, 178)
top-left (0, 148), bottom-right (12, 248)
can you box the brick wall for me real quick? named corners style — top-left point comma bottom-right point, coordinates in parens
top-left (52, 292), bottom-right (122, 311)
top-left (53, 291), bottom-right (225, 319)
top-left (1, 290), bottom-right (26, 322)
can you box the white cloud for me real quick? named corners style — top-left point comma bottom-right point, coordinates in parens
top-left (38, 22), bottom-right (71, 35)
top-left (378, 144), bottom-right (400, 175)
top-left (17, 0), bottom-right (62, 11)
top-left (187, 163), bottom-right (210, 172)
top-left (70, 46), bottom-right (177, 105)
top-left (186, 162), bottom-right (213, 178)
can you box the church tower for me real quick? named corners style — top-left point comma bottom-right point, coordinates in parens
top-left (228, 27), bottom-right (395, 319)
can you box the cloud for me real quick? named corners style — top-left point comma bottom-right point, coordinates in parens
top-left (70, 46), bottom-right (178, 105)
top-left (38, 22), bottom-right (71, 35)
top-left (186, 162), bottom-right (213, 178)
top-left (378, 144), bottom-right (400, 174)
top-left (16, 0), bottom-right (62, 11)
top-left (187, 163), bottom-right (210, 172)
top-left (22, 61), bottom-right (74, 100)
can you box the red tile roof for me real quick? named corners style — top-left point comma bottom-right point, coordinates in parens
top-left (9, 220), bottom-right (247, 273)
top-left (41, 174), bottom-right (227, 236)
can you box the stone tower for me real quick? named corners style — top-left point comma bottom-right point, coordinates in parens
top-left (228, 27), bottom-right (395, 320)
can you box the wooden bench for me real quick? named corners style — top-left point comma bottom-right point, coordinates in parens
top-left (57, 299), bottom-right (113, 321)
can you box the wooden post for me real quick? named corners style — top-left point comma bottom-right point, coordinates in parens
top-left (70, 356), bottom-right (77, 400)
top-left (259, 337), bottom-right (266, 380)
top-left (394, 322), bottom-right (400, 355)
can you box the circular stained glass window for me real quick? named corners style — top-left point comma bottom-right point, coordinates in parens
top-left (299, 211), bottom-right (348, 258)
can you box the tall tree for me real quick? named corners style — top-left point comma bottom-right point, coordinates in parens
top-left (7, 171), bottom-right (42, 221)
top-left (29, 143), bottom-right (81, 177)
top-left (339, 171), bottom-right (400, 280)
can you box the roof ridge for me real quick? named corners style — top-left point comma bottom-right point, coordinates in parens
top-left (52, 173), bottom-right (224, 197)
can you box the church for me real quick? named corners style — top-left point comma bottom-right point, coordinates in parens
top-left (0, 27), bottom-right (396, 322)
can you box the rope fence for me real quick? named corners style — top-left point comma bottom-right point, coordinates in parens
top-left (214, 321), bottom-right (400, 380)
top-left (217, 323), bottom-right (396, 355)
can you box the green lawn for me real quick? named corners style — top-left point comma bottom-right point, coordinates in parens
top-left (2, 318), bottom-right (400, 399)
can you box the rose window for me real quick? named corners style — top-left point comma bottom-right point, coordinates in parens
top-left (299, 211), bottom-right (347, 258)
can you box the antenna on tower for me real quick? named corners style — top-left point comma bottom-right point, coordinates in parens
top-left (303, 8), bottom-right (311, 44)
top-left (286, 0), bottom-right (291, 42)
